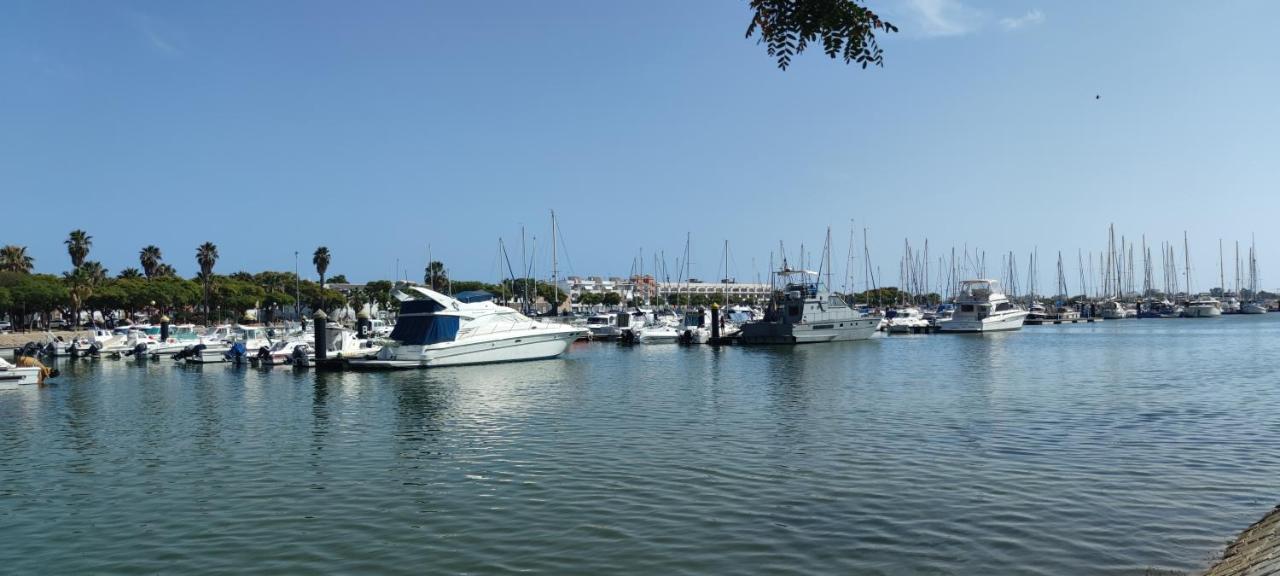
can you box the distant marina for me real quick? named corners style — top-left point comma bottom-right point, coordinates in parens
top-left (3, 222), bottom-right (1279, 575)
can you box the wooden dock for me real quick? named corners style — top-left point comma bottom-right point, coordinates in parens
top-left (1201, 505), bottom-right (1280, 576)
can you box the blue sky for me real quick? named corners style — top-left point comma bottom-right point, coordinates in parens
top-left (3, 0), bottom-right (1277, 293)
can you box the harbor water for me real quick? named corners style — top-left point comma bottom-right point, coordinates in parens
top-left (3, 316), bottom-right (1279, 575)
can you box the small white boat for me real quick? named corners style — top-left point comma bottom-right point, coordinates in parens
top-left (0, 357), bottom-right (42, 389)
top-left (884, 306), bottom-right (930, 333)
top-left (938, 279), bottom-right (1028, 333)
top-left (633, 324), bottom-right (681, 343)
top-left (1241, 301), bottom-right (1268, 314)
top-left (586, 313), bottom-right (622, 340)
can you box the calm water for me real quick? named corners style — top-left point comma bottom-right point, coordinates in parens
top-left (3, 317), bottom-right (1280, 575)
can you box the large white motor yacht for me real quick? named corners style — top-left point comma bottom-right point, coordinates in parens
top-left (938, 279), bottom-right (1028, 333)
top-left (1181, 297), bottom-right (1223, 318)
top-left (358, 288), bottom-right (581, 368)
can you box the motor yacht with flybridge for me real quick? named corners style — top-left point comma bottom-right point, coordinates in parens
top-left (937, 279), bottom-right (1028, 333)
top-left (352, 287), bottom-right (582, 368)
top-left (739, 232), bottom-right (880, 344)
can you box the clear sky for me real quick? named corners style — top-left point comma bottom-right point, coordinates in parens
top-left (3, 0), bottom-right (1278, 293)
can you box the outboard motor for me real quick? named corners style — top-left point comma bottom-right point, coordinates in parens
top-left (225, 342), bottom-right (247, 364)
top-left (88, 341), bottom-right (103, 357)
top-left (125, 342), bottom-right (148, 358)
top-left (291, 344), bottom-right (311, 367)
top-left (172, 343), bottom-right (205, 361)
top-left (255, 346), bottom-right (271, 364)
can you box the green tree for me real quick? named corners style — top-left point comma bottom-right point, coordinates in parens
top-left (153, 263), bottom-right (177, 278)
top-left (313, 247), bottom-right (331, 287)
top-left (196, 242), bottom-right (219, 320)
top-left (424, 261), bottom-right (448, 291)
top-left (3, 273), bottom-right (68, 329)
top-left (365, 280), bottom-right (397, 314)
top-left (601, 292), bottom-right (622, 307)
top-left (0, 245), bottom-right (34, 273)
top-left (118, 267), bottom-right (143, 279)
top-left (139, 245), bottom-right (163, 278)
top-left (746, 0), bottom-right (896, 70)
top-left (65, 229), bottom-right (92, 269)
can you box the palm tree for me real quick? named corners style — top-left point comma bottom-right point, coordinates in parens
top-left (80, 261), bottom-right (108, 284)
top-left (139, 245), bottom-right (163, 278)
top-left (425, 260), bottom-right (448, 291)
top-left (118, 267), bottom-right (143, 279)
top-left (313, 247), bottom-right (331, 287)
top-left (65, 229), bottom-right (92, 269)
top-left (196, 242), bottom-right (219, 320)
top-left (0, 245), bottom-right (34, 273)
top-left (153, 263), bottom-right (176, 278)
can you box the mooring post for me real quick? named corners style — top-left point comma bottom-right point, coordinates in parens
top-left (313, 310), bottom-right (328, 362)
top-left (711, 302), bottom-right (721, 343)
top-left (160, 315), bottom-right (170, 342)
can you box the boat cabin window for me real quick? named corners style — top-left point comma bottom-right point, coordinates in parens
top-left (995, 302), bottom-right (1012, 311)
top-left (961, 304), bottom-right (975, 312)
top-left (788, 305), bottom-right (801, 317)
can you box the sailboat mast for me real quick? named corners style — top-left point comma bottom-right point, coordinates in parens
top-left (551, 210), bottom-right (559, 315)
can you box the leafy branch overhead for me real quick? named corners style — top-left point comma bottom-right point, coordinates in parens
top-left (746, 0), bottom-right (897, 70)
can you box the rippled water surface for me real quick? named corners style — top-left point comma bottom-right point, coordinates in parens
top-left (4, 316), bottom-right (1280, 575)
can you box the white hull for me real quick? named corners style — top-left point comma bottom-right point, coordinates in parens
top-left (1182, 305), bottom-right (1222, 318)
top-left (0, 367), bottom-right (41, 389)
top-left (938, 310), bottom-right (1028, 333)
top-left (185, 348), bottom-right (230, 364)
top-left (1241, 302), bottom-right (1268, 314)
top-left (368, 331), bottom-right (575, 368)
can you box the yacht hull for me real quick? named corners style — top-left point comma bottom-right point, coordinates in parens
top-left (938, 311), bottom-right (1028, 333)
top-left (367, 331), bottom-right (575, 368)
top-left (0, 368), bottom-right (41, 389)
top-left (1182, 306), bottom-right (1222, 318)
top-left (1241, 302), bottom-right (1268, 314)
top-left (739, 318), bottom-right (879, 344)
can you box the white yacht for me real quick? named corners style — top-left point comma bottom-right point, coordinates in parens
top-left (0, 357), bottom-right (42, 389)
top-left (586, 313), bottom-right (622, 340)
top-left (739, 268), bottom-right (880, 344)
top-left (323, 324), bottom-right (382, 359)
top-left (1241, 301), bottom-right (1268, 314)
top-left (1181, 297), bottom-right (1222, 318)
top-left (1099, 300), bottom-right (1128, 320)
top-left (884, 306), bottom-right (930, 334)
top-left (938, 279), bottom-right (1028, 333)
top-left (356, 288), bottom-right (581, 368)
top-left (633, 323), bottom-right (681, 343)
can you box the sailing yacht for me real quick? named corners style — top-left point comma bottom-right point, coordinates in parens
top-left (357, 288), bottom-right (581, 368)
top-left (938, 280), bottom-right (1028, 333)
top-left (1242, 239), bottom-right (1267, 314)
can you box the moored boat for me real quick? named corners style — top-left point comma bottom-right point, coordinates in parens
top-left (353, 288), bottom-right (581, 368)
top-left (937, 279), bottom-right (1028, 333)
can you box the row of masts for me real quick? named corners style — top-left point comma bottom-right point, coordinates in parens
top-left (443, 218), bottom-right (1264, 309)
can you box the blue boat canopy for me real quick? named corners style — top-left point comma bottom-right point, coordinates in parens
top-left (454, 291), bottom-right (494, 304)
top-left (390, 298), bottom-right (460, 345)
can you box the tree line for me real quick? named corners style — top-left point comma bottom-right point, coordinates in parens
top-left (0, 232), bottom-right (378, 330)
